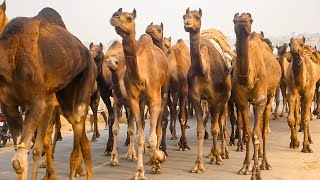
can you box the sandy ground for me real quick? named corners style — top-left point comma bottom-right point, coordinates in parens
top-left (1, 104), bottom-right (320, 180)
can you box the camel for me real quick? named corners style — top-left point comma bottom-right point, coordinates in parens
top-left (145, 23), bottom-right (191, 151)
top-left (183, 8), bottom-right (232, 173)
top-left (110, 8), bottom-right (169, 179)
top-left (0, 0), bottom-right (8, 34)
top-left (164, 36), bottom-right (172, 49)
top-left (0, 8), bottom-right (97, 179)
top-left (273, 43), bottom-right (290, 120)
top-left (89, 43), bottom-right (115, 155)
top-left (285, 37), bottom-right (320, 153)
top-left (105, 40), bottom-right (138, 164)
top-left (232, 13), bottom-right (281, 179)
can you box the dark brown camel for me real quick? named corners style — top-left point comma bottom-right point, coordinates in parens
top-left (233, 13), bottom-right (281, 179)
top-left (0, 0), bottom-right (8, 34)
top-left (0, 8), bottom-right (97, 180)
top-left (285, 37), bottom-right (320, 153)
top-left (105, 40), bottom-right (138, 164)
top-left (89, 42), bottom-right (115, 154)
top-left (145, 23), bottom-right (191, 151)
top-left (183, 8), bottom-right (232, 172)
top-left (110, 8), bottom-right (169, 179)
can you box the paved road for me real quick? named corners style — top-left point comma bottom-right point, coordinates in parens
top-left (1, 109), bottom-right (320, 180)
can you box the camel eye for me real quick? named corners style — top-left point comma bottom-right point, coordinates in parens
top-left (157, 28), bottom-right (161, 33)
top-left (127, 16), bottom-right (132, 22)
top-left (183, 15), bottom-right (186, 19)
top-left (196, 16), bottom-right (200, 21)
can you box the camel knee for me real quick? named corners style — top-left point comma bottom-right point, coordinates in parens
top-left (32, 148), bottom-right (42, 160)
top-left (148, 136), bottom-right (157, 149)
top-left (136, 133), bottom-right (145, 147)
top-left (211, 128), bottom-right (219, 138)
top-left (76, 103), bottom-right (87, 123)
top-left (197, 130), bottom-right (205, 140)
top-left (112, 124), bottom-right (119, 135)
top-left (127, 128), bottom-right (134, 136)
top-left (287, 116), bottom-right (295, 127)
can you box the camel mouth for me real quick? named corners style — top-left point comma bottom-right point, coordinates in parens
top-left (184, 24), bottom-right (193, 28)
top-left (106, 57), bottom-right (119, 71)
top-left (110, 18), bottom-right (121, 27)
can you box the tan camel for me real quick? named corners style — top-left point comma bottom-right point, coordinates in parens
top-left (274, 43), bottom-right (290, 120)
top-left (0, 0), bottom-right (8, 34)
top-left (0, 8), bottom-right (96, 179)
top-left (285, 37), bottom-right (320, 153)
top-left (164, 36), bottom-right (172, 49)
top-left (183, 8), bottom-right (232, 173)
top-left (232, 13), bottom-right (281, 179)
top-left (105, 40), bottom-right (138, 164)
top-left (145, 23), bottom-right (191, 152)
top-left (110, 8), bottom-right (169, 179)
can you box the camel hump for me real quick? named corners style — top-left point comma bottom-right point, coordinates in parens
top-left (177, 39), bottom-right (184, 43)
top-left (109, 40), bottom-right (122, 49)
top-left (138, 34), bottom-right (154, 46)
top-left (36, 7), bottom-right (66, 29)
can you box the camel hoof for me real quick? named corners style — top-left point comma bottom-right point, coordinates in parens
top-left (190, 162), bottom-right (206, 173)
top-left (301, 146), bottom-right (313, 153)
top-left (290, 140), bottom-right (299, 149)
top-left (170, 136), bottom-right (178, 140)
top-left (210, 155), bottom-right (223, 165)
top-left (91, 138), bottom-right (97, 142)
top-left (260, 160), bottom-right (272, 170)
top-left (124, 150), bottom-right (138, 161)
top-left (228, 138), bottom-right (236, 146)
top-left (178, 139), bottom-right (190, 151)
top-left (96, 132), bottom-right (100, 138)
top-left (152, 163), bottom-right (162, 173)
top-left (109, 153), bottom-right (119, 166)
top-left (221, 153), bottom-right (230, 159)
top-left (104, 139), bottom-right (114, 155)
top-left (251, 166), bottom-right (262, 180)
top-left (132, 167), bottom-right (146, 180)
top-left (238, 165), bottom-right (251, 175)
top-left (237, 146), bottom-right (245, 152)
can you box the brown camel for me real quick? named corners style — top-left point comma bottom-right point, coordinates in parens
top-left (105, 40), bottom-right (138, 164)
top-left (232, 13), bottom-right (281, 179)
top-left (89, 42), bottom-right (115, 154)
top-left (273, 43), bottom-right (290, 120)
top-left (164, 36), bottom-right (172, 49)
top-left (0, 0), bottom-right (8, 34)
top-left (145, 23), bottom-right (191, 151)
top-left (0, 8), bottom-right (96, 179)
top-left (110, 8), bottom-right (169, 179)
top-left (183, 8), bottom-right (232, 173)
top-left (285, 37), bottom-right (320, 153)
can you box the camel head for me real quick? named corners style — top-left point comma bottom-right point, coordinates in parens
top-left (276, 43), bottom-right (288, 57)
top-left (164, 36), bottom-right (172, 49)
top-left (145, 22), bottom-right (164, 44)
top-left (105, 41), bottom-right (124, 71)
top-left (233, 13), bottom-right (253, 37)
top-left (89, 42), bottom-right (104, 74)
top-left (183, 8), bottom-right (202, 32)
top-left (289, 37), bottom-right (305, 58)
top-left (110, 8), bottom-right (136, 38)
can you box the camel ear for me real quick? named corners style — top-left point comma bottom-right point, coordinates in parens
top-left (260, 31), bottom-right (264, 38)
top-left (117, 8), bottom-right (122, 12)
top-left (199, 8), bottom-right (202, 17)
top-left (132, 9), bottom-right (137, 18)
top-left (276, 46), bottom-right (279, 49)
top-left (302, 36), bottom-right (305, 43)
top-left (89, 42), bottom-right (93, 49)
top-left (100, 43), bottom-right (103, 50)
top-left (150, 22), bottom-right (153, 26)
top-left (186, 7), bottom-right (190, 14)
top-left (161, 22), bottom-right (163, 30)
top-left (1, 0), bottom-right (6, 11)
top-left (247, 13), bottom-right (253, 23)
top-left (233, 13), bottom-right (239, 23)
top-left (169, 36), bottom-right (171, 41)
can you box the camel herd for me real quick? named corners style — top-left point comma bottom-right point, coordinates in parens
top-left (1, 2), bottom-right (320, 180)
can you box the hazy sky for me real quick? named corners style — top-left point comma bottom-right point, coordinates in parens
top-left (5, 0), bottom-right (320, 44)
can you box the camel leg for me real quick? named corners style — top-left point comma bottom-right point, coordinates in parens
top-left (220, 104), bottom-right (229, 159)
top-left (250, 98), bottom-right (266, 180)
top-left (301, 94), bottom-right (313, 153)
top-left (101, 94), bottom-right (114, 155)
top-left (101, 111), bottom-right (108, 129)
top-left (272, 86), bottom-right (280, 120)
top-left (238, 103), bottom-right (251, 175)
top-left (260, 96), bottom-right (273, 170)
top-left (279, 84), bottom-right (287, 117)
top-left (124, 108), bottom-right (137, 161)
top-left (130, 99), bottom-right (146, 180)
top-left (160, 103), bottom-right (169, 156)
top-left (52, 109), bottom-right (61, 154)
top-left (228, 100), bottom-right (236, 146)
top-left (79, 124), bottom-right (92, 179)
top-left (202, 100), bottom-right (210, 140)
top-left (178, 89), bottom-right (190, 151)
top-left (315, 82), bottom-right (320, 119)
top-left (190, 97), bottom-right (206, 173)
top-left (91, 91), bottom-right (100, 142)
top-left (124, 108), bottom-right (131, 146)
top-left (188, 100), bottom-right (194, 117)
top-left (169, 93), bottom-right (178, 140)
top-left (42, 112), bottom-right (57, 180)
top-left (236, 109), bottom-right (245, 152)
top-left (287, 90), bottom-right (299, 149)
top-left (148, 94), bottom-right (166, 172)
top-left (109, 103), bottom-right (121, 165)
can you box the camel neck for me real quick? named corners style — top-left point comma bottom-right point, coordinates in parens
top-left (189, 31), bottom-right (205, 75)
top-left (236, 35), bottom-right (250, 83)
top-left (0, 15), bottom-right (8, 34)
top-left (153, 38), bottom-right (166, 53)
top-left (122, 31), bottom-right (140, 80)
top-left (292, 54), bottom-right (306, 86)
top-left (111, 68), bottom-right (126, 99)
